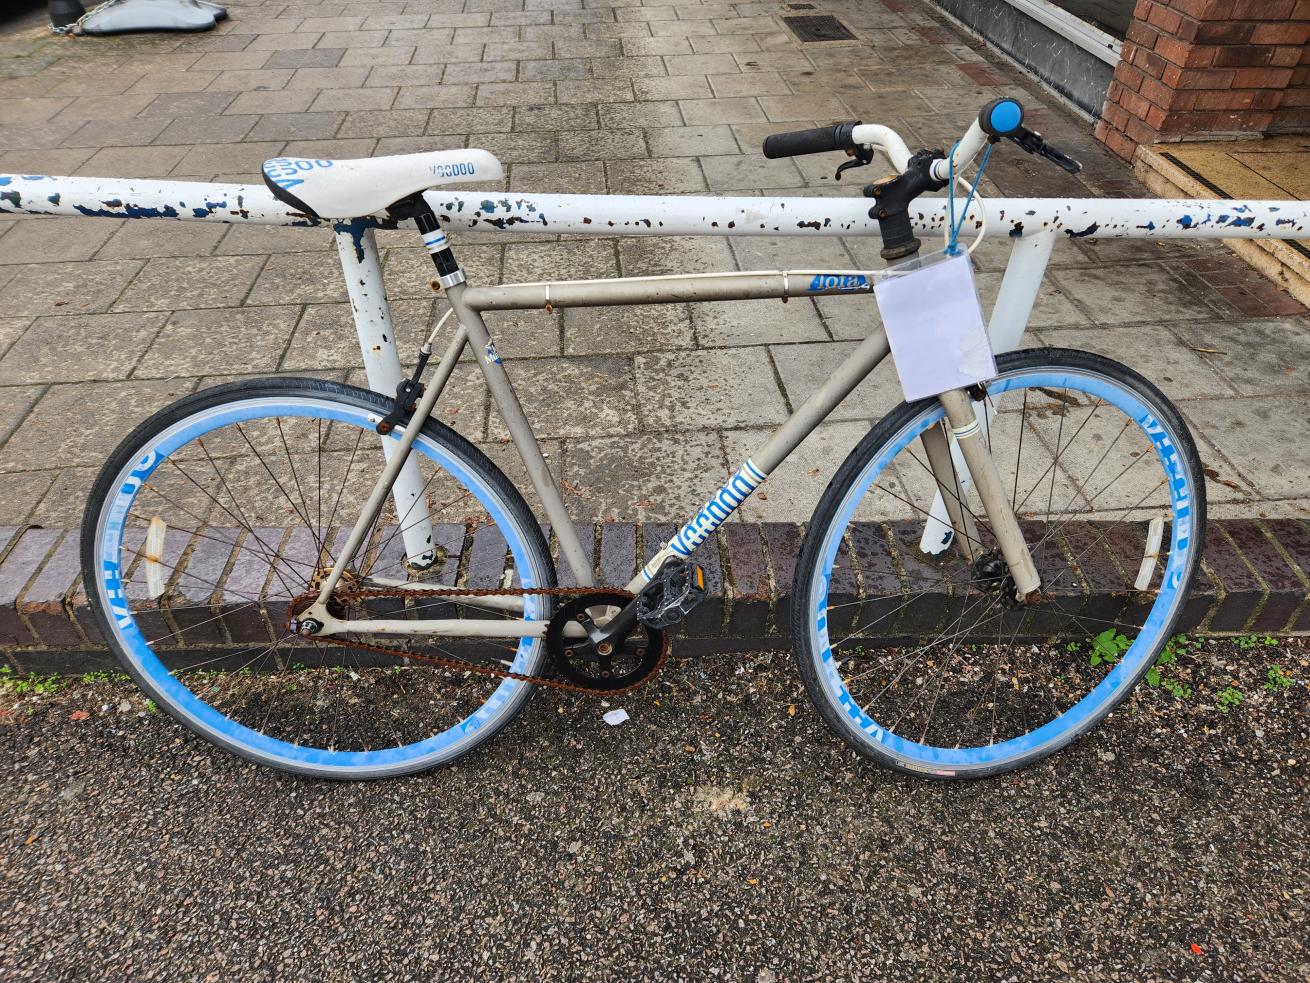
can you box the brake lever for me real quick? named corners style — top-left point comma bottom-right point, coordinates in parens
top-left (1039, 143), bottom-right (1082, 174)
top-left (1006, 126), bottom-right (1082, 174)
top-left (834, 145), bottom-right (874, 181)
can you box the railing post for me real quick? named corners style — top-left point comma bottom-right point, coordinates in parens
top-left (987, 229), bottom-right (1057, 352)
top-left (917, 230), bottom-right (1056, 555)
top-left (333, 221), bottom-right (437, 568)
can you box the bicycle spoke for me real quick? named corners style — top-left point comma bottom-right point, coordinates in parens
top-left (903, 444), bottom-right (993, 548)
top-left (321, 427), bottom-right (366, 546)
top-left (237, 421), bottom-right (318, 553)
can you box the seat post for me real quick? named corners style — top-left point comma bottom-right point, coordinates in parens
top-left (412, 205), bottom-right (466, 290)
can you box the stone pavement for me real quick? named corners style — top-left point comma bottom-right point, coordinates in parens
top-left (1, 0), bottom-right (1308, 533)
top-left (1135, 134), bottom-right (1310, 309)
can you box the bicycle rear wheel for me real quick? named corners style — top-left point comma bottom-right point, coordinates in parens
top-left (80, 377), bottom-right (555, 779)
top-left (792, 349), bottom-right (1205, 777)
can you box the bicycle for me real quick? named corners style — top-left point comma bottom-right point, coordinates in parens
top-left (74, 97), bottom-right (1207, 780)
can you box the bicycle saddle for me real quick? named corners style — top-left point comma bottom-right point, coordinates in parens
top-left (261, 148), bottom-right (502, 220)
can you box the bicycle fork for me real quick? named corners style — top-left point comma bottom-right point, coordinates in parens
top-left (933, 387), bottom-right (1041, 600)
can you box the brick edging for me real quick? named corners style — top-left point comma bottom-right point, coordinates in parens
top-left (3, 518), bottom-right (1309, 674)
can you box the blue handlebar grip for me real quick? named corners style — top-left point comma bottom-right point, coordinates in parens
top-left (980, 98), bottom-right (1023, 137)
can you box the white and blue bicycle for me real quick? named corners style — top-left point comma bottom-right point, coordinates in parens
top-left (47, 99), bottom-right (1226, 779)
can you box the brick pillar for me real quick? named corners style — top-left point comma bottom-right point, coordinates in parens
top-left (1095, 0), bottom-right (1310, 161)
top-left (1270, 31), bottom-right (1310, 132)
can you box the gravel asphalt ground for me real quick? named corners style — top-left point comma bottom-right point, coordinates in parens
top-left (2, 640), bottom-right (1307, 982)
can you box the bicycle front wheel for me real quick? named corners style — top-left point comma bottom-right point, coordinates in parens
top-left (80, 377), bottom-right (555, 779)
top-left (793, 349), bottom-right (1205, 778)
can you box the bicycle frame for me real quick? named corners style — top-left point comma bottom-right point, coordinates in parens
top-left (308, 249), bottom-right (1050, 642)
top-left (309, 262), bottom-right (902, 640)
top-left (4, 172), bottom-right (1309, 640)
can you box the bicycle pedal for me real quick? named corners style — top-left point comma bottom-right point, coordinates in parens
top-left (636, 559), bottom-right (706, 630)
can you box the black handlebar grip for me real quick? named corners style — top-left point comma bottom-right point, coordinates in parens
top-left (762, 122), bottom-right (860, 159)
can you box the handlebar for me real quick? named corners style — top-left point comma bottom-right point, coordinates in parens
top-left (761, 98), bottom-right (1081, 181)
top-left (762, 99), bottom-right (1082, 261)
top-left (762, 120), bottom-right (913, 171)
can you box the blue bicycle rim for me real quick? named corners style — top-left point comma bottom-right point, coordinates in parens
top-left (96, 396), bottom-right (543, 775)
top-left (809, 367), bottom-right (1197, 773)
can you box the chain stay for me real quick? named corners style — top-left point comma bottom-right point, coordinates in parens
top-left (289, 584), bottom-right (668, 697)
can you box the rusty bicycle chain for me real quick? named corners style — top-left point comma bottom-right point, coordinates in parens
top-left (289, 584), bottom-right (668, 697)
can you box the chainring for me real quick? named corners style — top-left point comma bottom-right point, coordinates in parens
top-left (545, 591), bottom-right (665, 692)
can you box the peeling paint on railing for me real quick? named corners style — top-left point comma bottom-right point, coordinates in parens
top-left (426, 190), bottom-right (1310, 241)
top-left (2, 175), bottom-right (1306, 245)
top-left (0, 175), bottom-right (389, 229)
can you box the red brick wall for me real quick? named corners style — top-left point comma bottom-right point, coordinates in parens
top-left (1270, 30), bottom-right (1310, 133)
top-left (1095, 0), bottom-right (1310, 160)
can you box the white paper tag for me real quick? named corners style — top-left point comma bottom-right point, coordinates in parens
top-left (602, 708), bottom-right (629, 726)
top-left (874, 251), bottom-right (995, 402)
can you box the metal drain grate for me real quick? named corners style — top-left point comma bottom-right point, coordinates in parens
top-left (782, 14), bottom-right (856, 42)
top-left (786, 3), bottom-right (817, 9)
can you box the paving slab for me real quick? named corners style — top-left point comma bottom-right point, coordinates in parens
top-left (1038, 324), bottom-right (1238, 401)
top-left (564, 303), bottom-right (694, 355)
top-left (0, 216), bottom-right (119, 265)
top-left (0, 318), bottom-right (33, 358)
top-left (636, 346), bottom-right (789, 430)
top-left (112, 255), bottom-right (267, 312)
top-left (0, 378), bottom-right (194, 473)
top-left (1047, 264), bottom-right (1225, 325)
top-left (722, 420), bottom-right (867, 521)
top-left (486, 355), bottom-right (638, 440)
top-left (1168, 318), bottom-right (1310, 397)
top-left (691, 295), bottom-right (827, 347)
top-left (563, 429), bottom-right (728, 522)
top-left (0, 0), bottom-right (1306, 556)
top-left (282, 298), bottom-right (434, 370)
top-left (3, 260), bottom-right (144, 319)
top-left (1186, 395), bottom-right (1310, 502)
top-left (770, 340), bottom-right (904, 423)
top-left (0, 312), bottom-right (166, 385)
top-left (96, 219), bottom-right (229, 260)
top-left (136, 305), bottom-right (300, 377)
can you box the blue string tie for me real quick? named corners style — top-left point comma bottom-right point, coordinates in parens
top-left (946, 141), bottom-right (992, 257)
